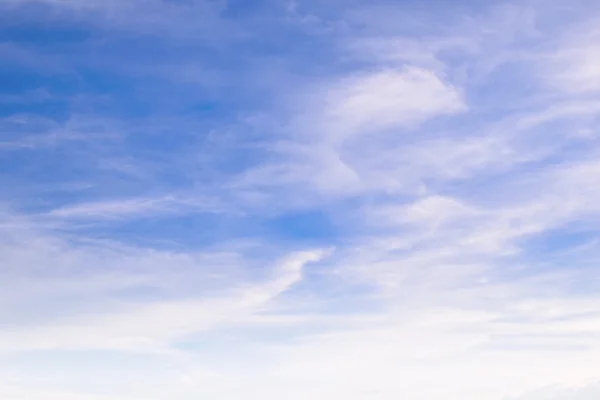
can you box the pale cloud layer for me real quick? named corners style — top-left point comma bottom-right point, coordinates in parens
top-left (2, 0), bottom-right (600, 399)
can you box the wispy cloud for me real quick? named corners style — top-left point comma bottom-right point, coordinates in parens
top-left (44, 195), bottom-right (222, 220)
top-left (3, 0), bottom-right (600, 399)
top-left (312, 66), bottom-right (466, 141)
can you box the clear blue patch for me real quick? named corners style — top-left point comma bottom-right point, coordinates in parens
top-left (0, 23), bottom-right (92, 46)
top-left (520, 225), bottom-right (598, 256)
top-left (52, 208), bottom-right (340, 251)
top-left (261, 209), bottom-right (338, 244)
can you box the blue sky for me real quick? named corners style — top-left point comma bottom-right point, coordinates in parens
top-left (2, 0), bottom-right (600, 399)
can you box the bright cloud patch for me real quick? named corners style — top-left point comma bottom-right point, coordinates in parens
top-left (319, 66), bottom-right (465, 140)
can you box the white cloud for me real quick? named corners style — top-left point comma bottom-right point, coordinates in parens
top-left (237, 65), bottom-right (466, 200)
top-left (4, 1), bottom-right (600, 400)
top-left (0, 385), bottom-right (144, 400)
top-left (0, 215), bottom-right (328, 352)
top-left (512, 382), bottom-right (600, 400)
top-left (315, 66), bottom-right (466, 142)
top-left (546, 25), bottom-right (600, 94)
top-left (44, 195), bottom-right (222, 221)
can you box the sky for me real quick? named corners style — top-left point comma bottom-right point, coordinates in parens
top-left (2, 0), bottom-right (600, 399)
